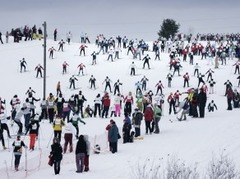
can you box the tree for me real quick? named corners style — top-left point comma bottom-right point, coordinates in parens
top-left (158, 19), bottom-right (180, 40)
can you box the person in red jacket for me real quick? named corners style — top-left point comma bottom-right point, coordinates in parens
top-left (102, 92), bottom-right (111, 118)
top-left (79, 44), bottom-right (88, 56)
top-left (144, 104), bottom-right (154, 134)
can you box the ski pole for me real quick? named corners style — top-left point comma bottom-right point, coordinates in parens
top-left (47, 131), bottom-right (54, 148)
top-left (4, 160), bottom-right (10, 179)
top-left (11, 150), bottom-right (14, 170)
top-left (25, 147), bottom-right (28, 177)
top-left (38, 127), bottom-right (41, 150)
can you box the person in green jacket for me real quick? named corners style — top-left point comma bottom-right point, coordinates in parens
top-left (70, 113), bottom-right (86, 138)
top-left (153, 103), bottom-right (162, 134)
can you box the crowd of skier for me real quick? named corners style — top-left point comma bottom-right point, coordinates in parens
top-left (1, 27), bottom-right (240, 174)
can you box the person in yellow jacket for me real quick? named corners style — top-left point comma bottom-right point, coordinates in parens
top-left (53, 115), bottom-right (65, 142)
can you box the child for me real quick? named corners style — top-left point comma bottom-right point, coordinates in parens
top-left (208, 100), bottom-right (218, 112)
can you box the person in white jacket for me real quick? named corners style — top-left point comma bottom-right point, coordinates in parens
top-left (63, 122), bottom-right (75, 153)
top-left (14, 105), bottom-right (28, 135)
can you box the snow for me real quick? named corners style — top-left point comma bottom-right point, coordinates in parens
top-left (0, 36), bottom-right (240, 179)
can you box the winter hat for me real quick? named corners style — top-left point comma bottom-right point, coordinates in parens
top-left (110, 119), bottom-right (114, 123)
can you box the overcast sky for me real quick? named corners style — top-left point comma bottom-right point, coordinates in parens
top-left (1, 0), bottom-right (240, 41)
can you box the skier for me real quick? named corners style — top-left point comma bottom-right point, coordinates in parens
top-left (77, 63), bottom-right (86, 76)
top-left (62, 61), bottom-right (69, 74)
top-left (35, 64), bottom-right (44, 78)
top-left (155, 80), bottom-right (164, 95)
top-left (154, 46), bottom-right (160, 60)
top-left (107, 48), bottom-right (114, 62)
top-left (208, 100), bottom-right (218, 112)
top-left (113, 79), bottom-right (122, 95)
top-left (48, 47), bottom-right (56, 59)
top-left (189, 52), bottom-right (194, 65)
top-left (233, 61), bottom-right (240, 74)
top-left (63, 122), bottom-right (74, 153)
top-left (25, 92), bottom-right (40, 116)
top-left (55, 93), bottom-right (65, 117)
top-left (25, 87), bottom-right (36, 96)
top-left (140, 76), bottom-right (149, 91)
top-left (84, 105), bottom-right (94, 118)
top-left (102, 92), bottom-right (111, 118)
top-left (166, 72), bottom-right (173, 88)
top-left (142, 54), bottom-right (151, 69)
top-left (129, 61), bottom-right (137, 76)
top-left (124, 91), bottom-right (134, 115)
top-left (0, 112), bottom-right (11, 138)
top-left (208, 78), bottom-right (216, 94)
top-left (0, 31), bottom-right (3, 44)
top-left (225, 86), bottom-right (233, 110)
top-left (79, 44), bottom-right (88, 56)
top-left (198, 88), bottom-right (207, 117)
top-left (84, 135), bottom-right (90, 172)
top-left (108, 121), bottom-right (119, 153)
top-left (172, 61), bottom-right (182, 76)
top-left (56, 81), bottom-right (62, 96)
top-left (53, 29), bottom-right (57, 41)
top-left (12, 135), bottom-right (27, 171)
top-left (113, 93), bottom-right (122, 117)
top-left (176, 99), bottom-right (190, 121)
top-left (10, 95), bottom-right (21, 121)
top-left (69, 75), bottom-right (78, 89)
top-left (89, 75), bottom-right (96, 89)
top-left (197, 73), bottom-right (205, 87)
top-left (58, 39), bottom-right (65, 51)
top-left (153, 103), bottom-right (161, 133)
top-left (93, 94), bottom-right (102, 117)
top-left (193, 63), bottom-right (200, 76)
top-left (62, 100), bottom-right (71, 122)
top-left (39, 98), bottom-right (48, 120)
top-left (14, 104), bottom-right (28, 134)
top-left (183, 72), bottom-right (190, 88)
top-left (50, 137), bottom-right (63, 175)
top-left (167, 92), bottom-right (176, 115)
top-left (224, 80), bottom-right (233, 96)
top-left (20, 58), bottom-right (27, 72)
top-left (114, 47), bottom-right (121, 59)
top-left (66, 31), bottom-right (72, 45)
top-left (53, 115), bottom-right (65, 142)
top-left (47, 93), bottom-right (56, 123)
top-left (102, 76), bottom-right (112, 93)
top-left (91, 51), bottom-right (97, 65)
top-left (122, 113), bottom-right (132, 143)
top-left (75, 135), bottom-right (87, 173)
top-left (76, 91), bottom-right (87, 118)
top-left (25, 114), bottom-right (40, 150)
top-left (205, 68), bottom-right (214, 81)
top-left (132, 108), bottom-right (143, 137)
top-left (70, 113), bottom-right (86, 138)
top-left (144, 104), bottom-right (154, 134)
top-left (0, 120), bottom-right (7, 149)
top-left (237, 75), bottom-right (240, 87)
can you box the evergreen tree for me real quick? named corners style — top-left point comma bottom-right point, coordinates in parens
top-left (158, 19), bottom-right (180, 40)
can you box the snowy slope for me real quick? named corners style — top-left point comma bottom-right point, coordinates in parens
top-left (0, 36), bottom-right (240, 179)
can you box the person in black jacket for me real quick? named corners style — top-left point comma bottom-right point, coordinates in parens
top-left (75, 135), bottom-right (87, 173)
top-left (12, 135), bottom-right (27, 171)
top-left (198, 88), bottom-right (207, 118)
top-left (50, 137), bottom-right (63, 175)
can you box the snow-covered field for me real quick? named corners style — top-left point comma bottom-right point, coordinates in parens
top-left (0, 35), bottom-right (239, 179)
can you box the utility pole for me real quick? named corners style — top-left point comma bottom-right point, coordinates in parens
top-left (43, 21), bottom-right (47, 99)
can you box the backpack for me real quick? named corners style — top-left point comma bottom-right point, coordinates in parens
top-left (183, 101), bottom-right (189, 110)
